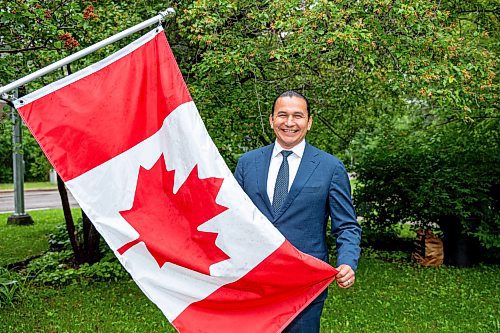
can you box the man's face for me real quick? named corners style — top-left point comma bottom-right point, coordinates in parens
top-left (269, 96), bottom-right (312, 149)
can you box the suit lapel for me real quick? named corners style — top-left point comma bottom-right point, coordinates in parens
top-left (255, 144), bottom-right (274, 215)
top-left (273, 142), bottom-right (320, 221)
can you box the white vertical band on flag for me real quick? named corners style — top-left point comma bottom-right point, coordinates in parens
top-left (13, 27), bottom-right (164, 108)
top-left (66, 101), bottom-right (286, 321)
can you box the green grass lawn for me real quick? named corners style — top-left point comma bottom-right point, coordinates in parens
top-left (1, 281), bottom-right (173, 332)
top-left (0, 182), bottom-right (56, 190)
top-left (0, 209), bottom-right (78, 266)
top-left (1, 209), bottom-right (499, 332)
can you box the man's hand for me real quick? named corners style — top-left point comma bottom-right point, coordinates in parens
top-left (335, 264), bottom-right (355, 289)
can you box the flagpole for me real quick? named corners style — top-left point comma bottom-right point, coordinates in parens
top-left (0, 8), bottom-right (175, 97)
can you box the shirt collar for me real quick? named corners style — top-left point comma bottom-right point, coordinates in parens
top-left (273, 140), bottom-right (306, 158)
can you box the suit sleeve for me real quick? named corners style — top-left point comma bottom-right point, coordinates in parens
top-left (329, 161), bottom-right (362, 271)
top-left (234, 156), bottom-right (245, 188)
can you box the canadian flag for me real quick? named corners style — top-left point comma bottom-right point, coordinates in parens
top-left (14, 27), bottom-right (337, 332)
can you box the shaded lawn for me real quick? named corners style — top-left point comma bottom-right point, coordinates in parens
top-left (1, 209), bottom-right (499, 332)
top-left (1, 257), bottom-right (498, 332)
top-left (323, 258), bottom-right (499, 333)
top-left (0, 209), bottom-right (79, 267)
top-left (0, 281), bottom-right (173, 333)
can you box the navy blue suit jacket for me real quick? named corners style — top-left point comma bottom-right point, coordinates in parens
top-left (234, 142), bottom-right (361, 273)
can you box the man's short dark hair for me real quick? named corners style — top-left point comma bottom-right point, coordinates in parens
top-left (271, 90), bottom-right (310, 117)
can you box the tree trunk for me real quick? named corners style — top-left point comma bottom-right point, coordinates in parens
top-left (82, 210), bottom-right (101, 264)
top-left (439, 215), bottom-right (478, 267)
top-left (56, 173), bottom-right (83, 264)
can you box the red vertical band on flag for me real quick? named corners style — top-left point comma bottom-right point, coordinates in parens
top-left (172, 240), bottom-right (337, 333)
top-left (16, 32), bottom-right (192, 182)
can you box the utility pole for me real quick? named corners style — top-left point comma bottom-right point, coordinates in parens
top-left (7, 88), bottom-right (33, 225)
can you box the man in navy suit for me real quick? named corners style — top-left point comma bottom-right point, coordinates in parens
top-left (234, 91), bottom-right (361, 333)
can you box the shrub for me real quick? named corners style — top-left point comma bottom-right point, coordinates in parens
top-left (354, 115), bottom-right (499, 263)
top-left (27, 224), bottom-right (128, 285)
top-left (48, 224), bottom-right (78, 251)
top-left (25, 249), bottom-right (128, 285)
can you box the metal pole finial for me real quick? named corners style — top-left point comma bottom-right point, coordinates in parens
top-left (159, 8), bottom-right (176, 22)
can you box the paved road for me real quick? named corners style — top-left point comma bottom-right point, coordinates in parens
top-left (0, 189), bottom-right (79, 213)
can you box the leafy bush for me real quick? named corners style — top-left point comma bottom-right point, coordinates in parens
top-left (361, 247), bottom-right (411, 263)
top-left (25, 222), bottom-right (127, 285)
top-left (25, 249), bottom-right (128, 285)
top-left (25, 250), bottom-right (74, 275)
top-left (78, 261), bottom-right (130, 282)
top-left (354, 115), bottom-right (499, 255)
top-left (48, 224), bottom-right (79, 251)
top-left (360, 220), bottom-right (417, 254)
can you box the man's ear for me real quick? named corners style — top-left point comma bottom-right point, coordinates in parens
top-left (307, 116), bottom-right (313, 131)
top-left (269, 114), bottom-right (274, 128)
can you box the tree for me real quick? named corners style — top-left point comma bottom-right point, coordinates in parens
top-left (352, 0), bottom-right (498, 264)
top-left (1, 0), bottom-right (169, 264)
top-left (2, 0), bottom-right (497, 264)
top-left (354, 112), bottom-right (499, 264)
top-left (172, 0), bottom-right (498, 265)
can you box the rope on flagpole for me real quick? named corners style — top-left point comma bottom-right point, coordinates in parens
top-left (0, 8), bottom-right (176, 97)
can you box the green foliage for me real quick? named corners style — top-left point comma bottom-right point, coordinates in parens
top-left (2, 0), bottom-right (498, 254)
top-left (25, 250), bottom-right (128, 285)
top-left (47, 221), bottom-right (81, 251)
top-left (25, 250), bottom-right (73, 278)
top-left (24, 138), bottom-right (52, 181)
top-left (0, 117), bottom-right (13, 183)
top-left (359, 220), bottom-right (418, 255)
top-left (0, 0), bottom-right (170, 90)
top-left (0, 209), bottom-right (76, 266)
top-left (174, 0), bottom-right (498, 169)
top-left (1, 208), bottom-right (126, 285)
top-left (0, 255), bottom-right (499, 332)
top-left (1, 208), bottom-right (499, 331)
top-left (10, 0), bottom-right (496, 169)
top-left (27, 220), bottom-right (128, 285)
top-left (354, 111), bottom-right (499, 249)
top-left (350, 0), bottom-right (498, 250)
top-left (0, 268), bottom-right (25, 308)
top-left (1, 1), bottom-right (168, 182)
top-left (0, 182), bottom-right (55, 190)
top-left (361, 247), bottom-right (411, 263)
top-left (0, 114), bottom-right (52, 183)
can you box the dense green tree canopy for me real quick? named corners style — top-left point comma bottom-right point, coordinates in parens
top-left (175, 0), bottom-right (497, 166)
top-left (1, 0), bottom-right (498, 252)
top-left (2, 1), bottom-right (496, 155)
top-left (350, 0), bottom-right (498, 251)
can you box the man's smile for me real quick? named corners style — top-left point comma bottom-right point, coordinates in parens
top-left (270, 96), bottom-right (312, 149)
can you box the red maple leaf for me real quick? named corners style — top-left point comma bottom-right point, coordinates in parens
top-left (117, 154), bottom-right (229, 275)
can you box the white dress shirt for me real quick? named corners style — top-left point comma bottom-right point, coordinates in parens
top-left (267, 140), bottom-right (306, 204)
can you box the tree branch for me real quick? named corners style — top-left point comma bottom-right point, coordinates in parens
top-left (0, 45), bottom-right (57, 53)
top-left (456, 9), bottom-right (499, 14)
top-left (315, 113), bottom-right (349, 143)
top-left (435, 115), bottom-right (500, 126)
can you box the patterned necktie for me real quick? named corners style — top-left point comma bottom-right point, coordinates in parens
top-left (272, 150), bottom-right (293, 215)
